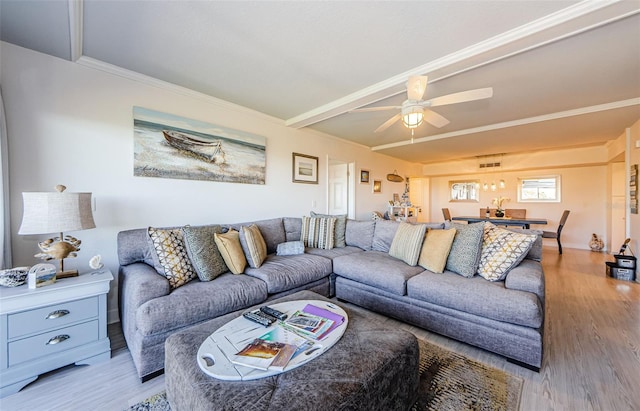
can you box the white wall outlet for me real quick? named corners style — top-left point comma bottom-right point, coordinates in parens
top-left (635, 140), bottom-right (640, 148)
top-left (311, 200), bottom-right (317, 208)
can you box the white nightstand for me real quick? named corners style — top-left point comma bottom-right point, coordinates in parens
top-left (0, 268), bottom-right (113, 397)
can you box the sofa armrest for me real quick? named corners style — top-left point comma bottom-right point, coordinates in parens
top-left (504, 259), bottom-right (545, 303)
top-left (119, 262), bottom-right (171, 313)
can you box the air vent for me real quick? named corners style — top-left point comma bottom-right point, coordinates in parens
top-left (479, 161), bottom-right (501, 169)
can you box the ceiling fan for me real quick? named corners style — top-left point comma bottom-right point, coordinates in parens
top-left (350, 76), bottom-right (493, 133)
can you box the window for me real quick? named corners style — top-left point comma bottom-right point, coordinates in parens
top-left (449, 180), bottom-right (480, 202)
top-left (518, 176), bottom-right (561, 202)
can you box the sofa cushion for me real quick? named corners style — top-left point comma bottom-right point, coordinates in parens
top-left (345, 220), bottom-right (375, 250)
top-left (214, 230), bottom-right (247, 274)
top-left (283, 217), bottom-right (302, 242)
top-left (389, 222), bottom-right (428, 266)
top-left (418, 228), bottom-right (457, 273)
top-left (305, 245), bottom-right (363, 259)
top-left (372, 220), bottom-right (400, 252)
top-left (243, 254), bottom-right (332, 294)
top-left (311, 211), bottom-right (347, 247)
top-left (406, 271), bottom-right (543, 328)
top-left (147, 227), bottom-right (197, 290)
top-left (445, 222), bottom-right (484, 278)
top-left (301, 216), bottom-right (336, 249)
top-left (239, 224), bottom-right (268, 268)
top-left (182, 224), bottom-right (227, 281)
top-left (478, 223), bottom-right (537, 281)
top-left (333, 251), bottom-right (424, 296)
top-left (135, 273), bottom-right (268, 336)
top-left (227, 218), bottom-right (285, 255)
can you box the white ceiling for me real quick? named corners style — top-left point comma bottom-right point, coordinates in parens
top-left (2, 0), bottom-right (639, 165)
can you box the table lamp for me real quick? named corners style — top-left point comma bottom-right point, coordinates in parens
top-left (18, 184), bottom-right (96, 278)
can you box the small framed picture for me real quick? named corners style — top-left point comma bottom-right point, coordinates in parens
top-left (360, 169), bottom-right (370, 184)
top-left (292, 153), bottom-right (318, 184)
top-left (373, 180), bottom-right (382, 193)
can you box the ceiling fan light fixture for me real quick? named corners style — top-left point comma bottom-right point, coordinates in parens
top-left (401, 104), bottom-right (424, 129)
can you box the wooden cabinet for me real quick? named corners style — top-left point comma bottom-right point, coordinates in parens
top-left (0, 269), bottom-right (113, 397)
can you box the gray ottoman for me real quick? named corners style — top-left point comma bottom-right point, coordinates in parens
top-left (165, 290), bottom-right (419, 411)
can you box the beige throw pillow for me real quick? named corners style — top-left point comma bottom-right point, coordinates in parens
top-left (389, 222), bottom-right (428, 266)
top-left (240, 224), bottom-right (267, 268)
top-left (418, 228), bottom-right (457, 273)
top-left (214, 230), bottom-right (247, 274)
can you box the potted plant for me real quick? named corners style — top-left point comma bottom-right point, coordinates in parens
top-left (492, 196), bottom-right (509, 217)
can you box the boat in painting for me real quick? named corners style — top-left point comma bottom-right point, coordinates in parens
top-left (162, 130), bottom-right (225, 163)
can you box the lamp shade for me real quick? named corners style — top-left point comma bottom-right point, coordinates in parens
top-left (18, 190), bottom-right (95, 235)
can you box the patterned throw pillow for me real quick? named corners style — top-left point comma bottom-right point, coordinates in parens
top-left (276, 241), bottom-right (305, 256)
top-left (301, 216), bottom-right (336, 249)
top-left (445, 222), bottom-right (485, 277)
top-left (478, 222), bottom-right (537, 281)
top-left (418, 228), bottom-right (457, 273)
top-left (148, 227), bottom-right (197, 289)
top-left (239, 224), bottom-right (268, 268)
top-left (310, 211), bottom-right (347, 247)
top-left (214, 230), bottom-right (247, 274)
top-left (182, 225), bottom-right (228, 281)
top-left (388, 222), bottom-right (428, 266)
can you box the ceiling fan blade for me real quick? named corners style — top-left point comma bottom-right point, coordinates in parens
top-left (427, 87), bottom-right (493, 107)
top-left (350, 106), bottom-right (401, 113)
top-left (406, 76), bottom-right (428, 100)
top-left (375, 113), bottom-right (402, 133)
top-left (423, 109), bottom-right (450, 128)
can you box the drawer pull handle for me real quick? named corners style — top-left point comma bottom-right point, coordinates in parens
top-left (46, 334), bottom-right (70, 345)
top-left (46, 309), bottom-right (70, 319)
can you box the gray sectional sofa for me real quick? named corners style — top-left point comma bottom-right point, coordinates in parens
top-left (117, 216), bottom-right (545, 381)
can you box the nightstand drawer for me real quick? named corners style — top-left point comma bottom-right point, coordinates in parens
top-left (7, 297), bottom-right (98, 339)
top-left (8, 320), bottom-right (99, 366)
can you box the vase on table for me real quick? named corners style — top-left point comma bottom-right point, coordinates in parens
top-left (495, 209), bottom-right (505, 217)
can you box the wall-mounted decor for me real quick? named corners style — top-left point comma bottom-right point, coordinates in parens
top-left (133, 107), bottom-right (266, 184)
top-left (292, 152), bottom-right (318, 184)
top-left (449, 180), bottom-right (480, 202)
top-left (373, 180), bottom-right (382, 193)
top-left (360, 169), bottom-right (370, 184)
top-left (631, 164), bottom-right (638, 214)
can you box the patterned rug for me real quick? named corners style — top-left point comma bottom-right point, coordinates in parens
top-left (126, 339), bottom-right (522, 411)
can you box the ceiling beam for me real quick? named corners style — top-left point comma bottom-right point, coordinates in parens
top-left (285, 0), bottom-right (640, 129)
top-left (371, 98), bottom-right (640, 151)
top-left (68, 0), bottom-right (83, 62)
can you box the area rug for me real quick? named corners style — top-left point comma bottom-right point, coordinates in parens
top-left (125, 339), bottom-right (522, 411)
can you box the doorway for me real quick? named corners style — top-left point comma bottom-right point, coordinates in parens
top-left (328, 158), bottom-right (355, 219)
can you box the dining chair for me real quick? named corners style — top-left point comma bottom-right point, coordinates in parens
top-left (542, 210), bottom-right (570, 254)
top-left (479, 208), bottom-right (497, 217)
top-left (506, 208), bottom-right (526, 219)
top-left (442, 208), bottom-right (452, 222)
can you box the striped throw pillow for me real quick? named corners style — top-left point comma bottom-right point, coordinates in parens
top-left (389, 222), bottom-right (428, 266)
top-left (301, 216), bottom-right (336, 249)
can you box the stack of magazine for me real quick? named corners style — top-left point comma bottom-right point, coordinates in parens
top-left (231, 304), bottom-right (345, 371)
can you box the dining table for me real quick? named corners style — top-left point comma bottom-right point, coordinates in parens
top-left (451, 216), bottom-right (548, 229)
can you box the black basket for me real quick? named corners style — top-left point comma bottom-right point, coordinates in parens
top-left (606, 262), bottom-right (636, 282)
top-left (613, 254), bottom-right (636, 269)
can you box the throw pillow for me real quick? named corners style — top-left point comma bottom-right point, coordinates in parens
top-left (147, 227), bottom-right (197, 289)
top-left (276, 240), bottom-right (305, 256)
top-left (182, 224), bottom-right (227, 281)
top-left (301, 216), bottom-right (336, 249)
top-left (310, 211), bottom-right (347, 247)
top-left (388, 222), bottom-right (428, 266)
top-left (239, 224), bottom-right (268, 268)
top-left (345, 219), bottom-right (375, 250)
top-left (418, 228), bottom-right (457, 273)
top-left (214, 230), bottom-right (247, 274)
top-left (477, 222), bottom-right (537, 281)
top-left (445, 222), bottom-right (485, 277)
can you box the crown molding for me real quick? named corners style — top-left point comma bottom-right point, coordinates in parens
top-left (285, 0), bottom-right (640, 129)
top-left (371, 98), bottom-right (640, 151)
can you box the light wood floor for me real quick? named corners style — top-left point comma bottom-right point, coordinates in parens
top-left (1, 247), bottom-right (639, 410)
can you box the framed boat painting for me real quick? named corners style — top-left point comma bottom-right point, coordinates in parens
top-left (292, 153), bottom-right (318, 184)
top-left (133, 107), bottom-right (266, 184)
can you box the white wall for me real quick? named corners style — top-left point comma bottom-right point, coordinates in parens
top-left (0, 43), bottom-right (418, 321)
top-left (627, 120), bottom-right (640, 280)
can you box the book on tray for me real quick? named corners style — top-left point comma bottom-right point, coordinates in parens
top-left (231, 338), bottom-right (298, 371)
top-left (282, 304), bottom-right (345, 340)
